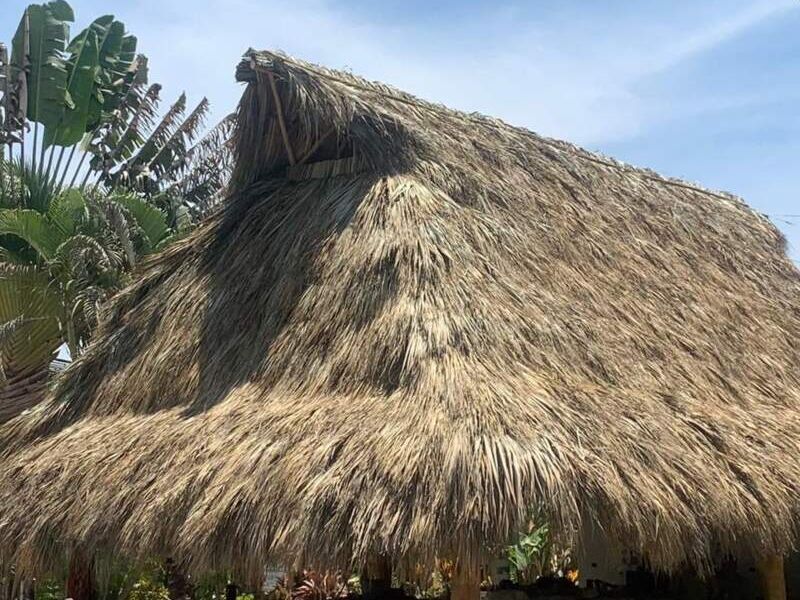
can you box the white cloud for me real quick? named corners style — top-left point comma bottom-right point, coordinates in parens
top-left (12, 0), bottom-right (791, 147)
top-left (646, 0), bottom-right (798, 74)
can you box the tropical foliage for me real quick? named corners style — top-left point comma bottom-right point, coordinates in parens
top-left (0, 1), bottom-right (233, 420)
top-left (0, 160), bottom-right (172, 353)
top-left (0, 160), bottom-right (173, 422)
top-left (505, 521), bottom-right (552, 585)
top-left (1, 3), bottom-right (234, 227)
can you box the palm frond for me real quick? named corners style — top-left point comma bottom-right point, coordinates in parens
top-left (97, 198), bottom-right (135, 267)
top-left (0, 207), bottom-right (66, 259)
top-left (53, 232), bottom-right (115, 278)
top-left (111, 192), bottom-right (169, 250)
top-left (112, 92), bottom-right (187, 189)
top-left (0, 263), bottom-right (62, 379)
top-left (0, 156), bottom-right (59, 212)
top-left (165, 112), bottom-right (235, 218)
top-left (0, 315), bottom-right (26, 349)
top-left (92, 81), bottom-right (162, 180)
top-left (48, 188), bottom-right (87, 236)
top-left (145, 97), bottom-right (210, 181)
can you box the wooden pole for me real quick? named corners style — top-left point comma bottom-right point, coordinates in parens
top-left (266, 72), bottom-right (295, 166)
top-left (361, 555), bottom-right (392, 600)
top-left (757, 555), bottom-right (786, 600)
top-left (66, 549), bottom-right (95, 600)
top-left (450, 566), bottom-right (480, 600)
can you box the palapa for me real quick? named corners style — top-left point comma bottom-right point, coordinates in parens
top-left (0, 50), bottom-right (798, 582)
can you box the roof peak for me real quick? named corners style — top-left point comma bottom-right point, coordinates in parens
top-left (238, 49), bottom-right (765, 220)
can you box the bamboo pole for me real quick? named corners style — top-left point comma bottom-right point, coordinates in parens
top-left (757, 555), bottom-right (786, 600)
top-left (266, 72), bottom-right (295, 165)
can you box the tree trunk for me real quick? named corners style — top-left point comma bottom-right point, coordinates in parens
top-left (66, 550), bottom-right (95, 600)
top-left (757, 555), bottom-right (786, 600)
top-left (450, 565), bottom-right (480, 600)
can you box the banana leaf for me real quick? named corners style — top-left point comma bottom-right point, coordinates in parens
top-left (44, 27), bottom-right (100, 147)
top-left (85, 16), bottom-right (138, 129)
top-left (10, 1), bottom-right (74, 130)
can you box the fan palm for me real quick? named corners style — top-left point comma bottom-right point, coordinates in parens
top-left (0, 158), bottom-right (172, 422)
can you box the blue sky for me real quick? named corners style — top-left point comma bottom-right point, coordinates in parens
top-left (2, 0), bottom-right (798, 262)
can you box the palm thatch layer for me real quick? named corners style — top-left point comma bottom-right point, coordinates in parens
top-left (0, 50), bottom-right (798, 580)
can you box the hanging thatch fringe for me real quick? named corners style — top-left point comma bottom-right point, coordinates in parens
top-left (0, 50), bottom-right (797, 583)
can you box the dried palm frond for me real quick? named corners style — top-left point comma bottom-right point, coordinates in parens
top-left (165, 113), bottom-right (235, 218)
top-left (92, 82), bottom-right (162, 179)
top-left (0, 50), bottom-right (797, 585)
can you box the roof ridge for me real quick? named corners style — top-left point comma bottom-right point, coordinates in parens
top-left (251, 51), bottom-right (757, 213)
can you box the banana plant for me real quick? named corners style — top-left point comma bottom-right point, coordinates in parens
top-left (3, 2), bottom-right (232, 222)
top-left (7, 3), bottom-right (137, 183)
top-left (9, 0), bottom-right (74, 158)
top-left (0, 0), bottom-right (233, 421)
top-left (90, 89), bottom-right (224, 227)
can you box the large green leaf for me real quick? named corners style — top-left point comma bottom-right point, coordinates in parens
top-left (42, 0), bottom-right (73, 21)
top-left (0, 208), bottom-right (66, 259)
top-left (85, 16), bottom-right (138, 130)
top-left (44, 27), bottom-right (100, 147)
top-left (0, 264), bottom-right (62, 379)
top-left (10, 1), bottom-right (74, 129)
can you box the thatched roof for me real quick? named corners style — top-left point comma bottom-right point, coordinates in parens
top-left (0, 49), bottom-right (798, 580)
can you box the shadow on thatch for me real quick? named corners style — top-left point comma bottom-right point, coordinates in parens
top-left (191, 175), bottom-right (370, 415)
top-left (0, 49), bottom-right (796, 583)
